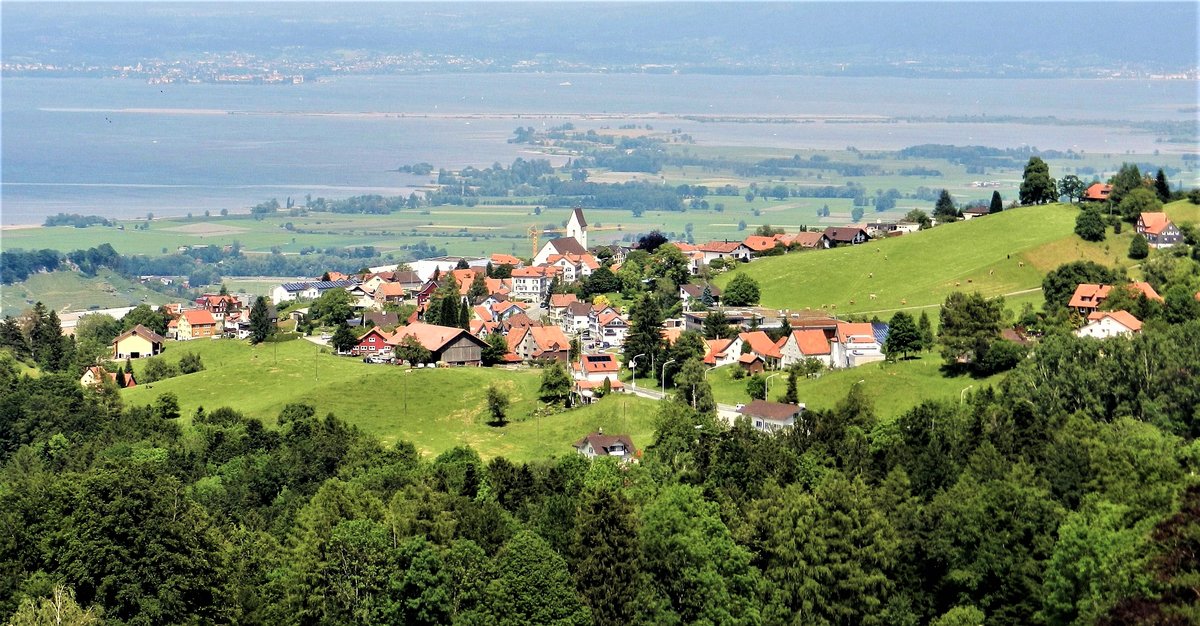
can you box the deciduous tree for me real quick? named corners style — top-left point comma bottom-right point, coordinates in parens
top-left (1019, 156), bottom-right (1057, 205)
top-left (884, 311), bottom-right (922, 359)
top-left (723, 273), bottom-right (760, 306)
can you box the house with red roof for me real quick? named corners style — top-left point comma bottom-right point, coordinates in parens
top-left (511, 266), bottom-right (560, 302)
top-left (545, 253), bottom-right (600, 283)
top-left (547, 293), bottom-right (578, 325)
top-left (1082, 183), bottom-right (1112, 202)
top-left (590, 309), bottom-right (629, 350)
top-left (1136, 212), bottom-right (1183, 248)
top-left (1068, 281), bottom-right (1162, 315)
top-left (831, 322), bottom-right (884, 368)
top-left (1076, 310), bottom-right (1143, 339)
top-left (779, 329), bottom-right (833, 368)
top-left (573, 352), bottom-right (621, 383)
top-left (702, 337), bottom-right (742, 367)
top-left (777, 232), bottom-right (824, 249)
top-left (738, 330), bottom-right (782, 369)
top-left (81, 365), bottom-right (136, 389)
top-left (490, 253), bottom-right (524, 268)
top-left (742, 235), bottom-right (782, 256)
top-left (372, 282), bottom-right (407, 307)
top-left (698, 240), bottom-right (752, 265)
top-left (508, 325), bottom-right (572, 363)
top-left (385, 322), bottom-right (487, 366)
top-left (194, 293), bottom-right (242, 324)
top-left (176, 309), bottom-right (219, 341)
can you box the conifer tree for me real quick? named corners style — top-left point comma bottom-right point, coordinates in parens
top-left (249, 296), bottom-right (273, 344)
top-left (573, 489), bottom-right (643, 625)
top-left (989, 190), bottom-right (1004, 214)
top-left (622, 293), bottom-right (665, 378)
top-left (934, 189), bottom-right (959, 221)
top-left (1154, 168), bottom-right (1171, 202)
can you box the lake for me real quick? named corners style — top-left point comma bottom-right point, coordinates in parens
top-left (3, 73), bottom-right (1195, 225)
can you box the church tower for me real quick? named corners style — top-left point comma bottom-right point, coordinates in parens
top-left (566, 207), bottom-right (588, 249)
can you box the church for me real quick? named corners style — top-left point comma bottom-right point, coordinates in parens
top-left (532, 207), bottom-right (589, 265)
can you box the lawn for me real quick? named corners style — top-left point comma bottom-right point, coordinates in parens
top-left (0, 269), bottom-right (173, 316)
top-left (705, 352), bottom-right (1006, 423)
top-left (120, 338), bottom-right (661, 462)
top-left (714, 203), bottom-right (1138, 316)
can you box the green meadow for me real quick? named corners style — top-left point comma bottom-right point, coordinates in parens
top-left (705, 352), bottom-right (1006, 423)
top-left (714, 202), bottom-right (1143, 316)
top-left (0, 269), bottom-right (172, 316)
top-left (120, 338), bottom-right (660, 462)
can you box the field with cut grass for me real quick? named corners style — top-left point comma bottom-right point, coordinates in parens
top-left (705, 352), bottom-right (1005, 422)
top-left (120, 338), bottom-right (661, 461)
top-left (0, 269), bottom-right (172, 316)
top-left (714, 203), bottom-right (1141, 316)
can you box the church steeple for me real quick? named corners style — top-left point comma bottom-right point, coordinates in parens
top-left (566, 207), bottom-right (588, 249)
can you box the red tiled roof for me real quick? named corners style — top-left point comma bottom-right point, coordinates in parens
top-left (1068, 284), bottom-right (1113, 309)
top-left (549, 293), bottom-right (579, 308)
top-left (181, 309), bottom-right (217, 326)
top-left (1128, 281), bottom-right (1163, 302)
top-left (1083, 183), bottom-right (1112, 201)
top-left (739, 330), bottom-right (782, 359)
top-left (836, 322), bottom-right (877, 345)
top-left (699, 241), bottom-right (745, 254)
top-left (1138, 212), bottom-right (1173, 236)
top-left (579, 353), bottom-right (620, 375)
top-left (530, 326), bottom-right (571, 355)
top-left (1086, 310), bottom-right (1143, 332)
top-left (789, 329), bottom-right (831, 355)
top-left (781, 232), bottom-right (824, 248)
top-left (386, 322), bottom-right (476, 352)
top-left (742, 235), bottom-right (778, 252)
top-left (490, 253), bottom-right (523, 266)
top-left (374, 283), bottom-right (406, 298)
top-left (738, 353), bottom-right (763, 364)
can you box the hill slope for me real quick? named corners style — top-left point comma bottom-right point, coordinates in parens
top-left (1, 270), bottom-right (172, 317)
top-left (715, 203), bottom-right (1136, 315)
top-left (120, 338), bottom-right (659, 461)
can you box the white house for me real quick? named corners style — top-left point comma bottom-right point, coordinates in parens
top-left (1076, 310), bottom-right (1143, 339)
top-left (511, 266), bottom-right (559, 301)
top-left (573, 431), bottom-right (636, 462)
top-left (590, 310), bottom-right (629, 350)
top-left (698, 241), bottom-right (751, 265)
top-left (778, 329), bottom-right (834, 368)
top-left (830, 322), bottom-right (885, 368)
top-left (737, 400), bottom-right (804, 433)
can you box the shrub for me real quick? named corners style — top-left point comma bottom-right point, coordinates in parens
top-left (142, 357), bottom-right (179, 383)
top-left (1128, 234), bottom-right (1150, 260)
top-left (178, 351), bottom-right (204, 374)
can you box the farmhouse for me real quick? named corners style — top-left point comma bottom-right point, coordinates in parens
top-left (81, 365), bottom-right (136, 389)
top-left (698, 241), bottom-right (752, 265)
top-left (1068, 281), bottom-right (1162, 316)
top-left (111, 324), bottom-right (165, 359)
top-left (573, 432), bottom-right (637, 462)
top-left (738, 400), bottom-right (804, 433)
top-left (1136, 212), bottom-right (1183, 248)
top-left (351, 327), bottom-right (394, 356)
top-left (1082, 183), bottom-right (1112, 202)
top-left (778, 329), bottom-right (833, 368)
top-left (386, 322), bottom-right (488, 366)
top-left (820, 226), bottom-right (870, 248)
top-left (508, 325), bottom-right (572, 363)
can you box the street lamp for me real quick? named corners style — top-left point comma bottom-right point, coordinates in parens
top-left (661, 359), bottom-right (676, 396)
top-left (765, 372), bottom-right (781, 400)
top-left (629, 353), bottom-right (646, 392)
top-left (960, 384), bottom-right (974, 404)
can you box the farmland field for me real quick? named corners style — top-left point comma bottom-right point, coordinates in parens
top-left (120, 337), bottom-right (661, 462)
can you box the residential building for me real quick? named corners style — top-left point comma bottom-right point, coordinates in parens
top-left (562, 301), bottom-right (593, 336)
top-left (81, 365), bottom-right (135, 389)
top-left (830, 322), bottom-right (886, 368)
top-left (573, 432), bottom-right (636, 462)
top-left (176, 309), bottom-right (219, 341)
top-left (111, 324), bottom-right (165, 359)
top-left (679, 283), bottom-right (722, 309)
top-left (742, 235), bottom-right (781, 256)
top-left (508, 325), bottom-right (572, 363)
top-left (511, 266), bottom-right (559, 302)
top-left (738, 330), bottom-right (782, 369)
top-left (490, 253), bottom-right (524, 268)
top-left (683, 309), bottom-right (764, 333)
top-left (386, 322), bottom-right (488, 366)
top-left (738, 400), bottom-right (804, 433)
top-left (194, 293), bottom-right (241, 324)
top-left (590, 310), bottom-right (629, 349)
top-left (702, 338), bottom-right (741, 367)
top-left (547, 293), bottom-right (579, 325)
top-left (778, 329), bottom-right (833, 368)
top-left (545, 253), bottom-right (599, 283)
top-left (573, 353), bottom-right (621, 383)
top-left (960, 206), bottom-right (991, 220)
top-left (777, 232), bottom-right (824, 248)
top-left (410, 257), bottom-right (488, 281)
top-left (1068, 282), bottom-right (1162, 316)
top-left (1136, 212), bottom-right (1183, 248)
top-left (820, 226), bottom-right (870, 248)
top-left (270, 280), bottom-right (357, 305)
top-left (698, 241), bottom-right (751, 265)
top-left (1082, 183), bottom-right (1112, 202)
top-left (373, 282), bottom-right (407, 307)
top-left (1077, 310), bottom-right (1143, 339)
top-left (351, 327), bottom-right (394, 356)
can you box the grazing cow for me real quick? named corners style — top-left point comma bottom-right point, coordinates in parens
top-left (869, 293), bottom-right (878, 300)
top-left (1018, 261), bottom-right (1025, 268)
top-left (989, 269), bottom-right (995, 276)
top-left (955, 281), bottom-right (961, 287)
top-left (868, 273), bottom-right (874, 278)
top-left (849, 300), bottom-right (855, 305)
top-left (900, 299), bottom-right (907, 305)
top-left (967, 279), bottom-right (973, 284)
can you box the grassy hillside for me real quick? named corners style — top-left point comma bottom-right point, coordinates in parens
top-left (715, 203), bottom-right (1137, 316)
top-left (1165, 198), bottom-right (1200, 225)
top-left (120, 338), bottom-right (660, 462)
top-left (707, 353), bottom-right (1005, 422)
top-left (0, 270), bottom-right (173, 317)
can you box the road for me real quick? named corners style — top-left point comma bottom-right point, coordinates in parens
top-left (625, 383), bottom-right (743, 424)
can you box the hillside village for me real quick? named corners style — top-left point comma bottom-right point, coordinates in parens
top-left (62, 184), bottom-right (1199, 454)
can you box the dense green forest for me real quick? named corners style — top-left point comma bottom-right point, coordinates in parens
top-left (1, 314), bottom-right (1198, 625)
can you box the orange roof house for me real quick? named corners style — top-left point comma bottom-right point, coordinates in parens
top-left (739, 330), bottom-right (782, 361)
top-left (1082, 183), bottom-right (1112, 202)
top-left (490, 253), bottom-right (524, 267)
top-left (1069, 282), bottom-right (1163, 314)
top-left (1136, 212), bottom-right (1183, 247)
top-left (742, 235), bottom-right (780, 253)
top-left (177, 309), bottom-right (218, 340)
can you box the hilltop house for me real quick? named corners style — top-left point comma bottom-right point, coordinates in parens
top-left (830, 321), bottom-right (886, 368)
top-left (820, 226), bottom-right (870, 248)
top-left (351, 327), bottom-right (394, 357)
top-left (1068, 281), bottom-right (1162, 316)
top-left (698, 241), bottom-right (752, 265)
top-left (1082, 183), bottom-right (1112, 202)
top-left (1136, 212), bottom-right (1182, 248)
top-left (111, 324), bottom-right (165, 359)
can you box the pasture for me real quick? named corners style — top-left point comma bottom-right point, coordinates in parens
top-left (120, 338), bottom-right (661, 462)
top-left (0, 269), bottom-right (172, 316)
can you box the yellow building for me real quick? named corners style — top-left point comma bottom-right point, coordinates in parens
top-left (111, 325), bottom-right (165, 359)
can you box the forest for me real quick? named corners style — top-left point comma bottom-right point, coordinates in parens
top-left (0, 313), bottom-right (1197, 625)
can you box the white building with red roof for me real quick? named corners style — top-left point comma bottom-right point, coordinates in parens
top-left (1136, 212), bottom-right (1183, 248)
top-left (831, 322), bottom-right (884, 368)
top-left (779, 329), bottom-right (833, 368)
top-left (1077, 310), bottom-right (1143, 339)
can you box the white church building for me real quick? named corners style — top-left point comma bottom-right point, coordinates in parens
top-left (533, 208), bottom-right (590, 266)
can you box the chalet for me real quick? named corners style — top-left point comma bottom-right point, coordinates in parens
top-left (573, 432), bottom-right (637, 462)
top-left (545, 253), bottom-right (600, 283)
top-left (679, 284), bottom-right (722, 308)
top-left (351, 327), bottom-right (394, 356)
top-left (547, 293), bottom-right (579, 325)
top-left (176, 309), bottom-right (219, 341)
top-left (738, 400), bottom-right (804, 433)
top-left (778, 329), bottom-right (833, 368)
top-left (1136, 212), bottom-right (1183, 248)
top-left (830, 322), bottom-right (886, 368)
top-left (820, 226), bottom-right (870, 248)
top-left (698, 241), bottom-right (752, 265)
top-left (508, 325), bottom-right (572, 363)
top-left (1082, 183), bottom-right (1112, 202)
top-left (386, 322), bottom-right (488, 366)
top-left (194, 293), bottom-right (241, 323)
top-left (111, 324), bottom-right (165, 359)
top-left (1077, 310), bottom-right (1143, 339)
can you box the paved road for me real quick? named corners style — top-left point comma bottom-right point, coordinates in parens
top-left (626, 384), bottom-right (742, 424)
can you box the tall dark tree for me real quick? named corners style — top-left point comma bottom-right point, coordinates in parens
top-left (330, 323), bottom-right (356, 354)
top-left (918, 311), bottom-right (935, 351)
top-left (467, 271), bottom-right (489, 303)
top-left (249, 296), bottom-right (273, 344)
top-left (1154, 168), bottom-right (1172, 202)
top-left (458, 298), bottom-right (470, 330)
top-left (1019, 157), bottom-right (1057, 205)
top-left (482, 332), bottom-right (509, 366)
top-left (1058, 174), bottom-right (1086, 204)
top-left (702, 308), bottom-right (734, 339)
top-left (672, 358), bottom-right (716, 415)
top-left (539, 361), bottom-right (573, 406)
top-left (884, 311), bottom-right (922, 359)
top-left (1041, 261), bottom-right (1121, 310)
top-left (1108, 162), bottom-right (1144, 206)
top-left (573, 489), bottom-right (643, 626)
top-left (622, 293), bottom-right (665, 378)
top-left (1074, 207), bottom-right (1107, 242)
top-left (1128, 234), bottom-right (1150, 260)
top-left (938, 292), bottom-right (1003, 368)
top-left (989, 190), bottom-right (1004, 214)
top-left (933, 189), bottom-right (958, 221)
top-left (637, 230), bottom-right (668, 254)
top-left (479, 530), bottom-right (591, 626)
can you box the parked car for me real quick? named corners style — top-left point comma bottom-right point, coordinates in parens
top-left (363, 353), bottom-right (393, 364)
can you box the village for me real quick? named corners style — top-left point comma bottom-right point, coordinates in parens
top-left (90, 195), bottom-right (1191, 461)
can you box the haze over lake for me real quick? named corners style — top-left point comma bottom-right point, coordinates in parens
top-left (3, 73), bottom-right (1195, 225)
